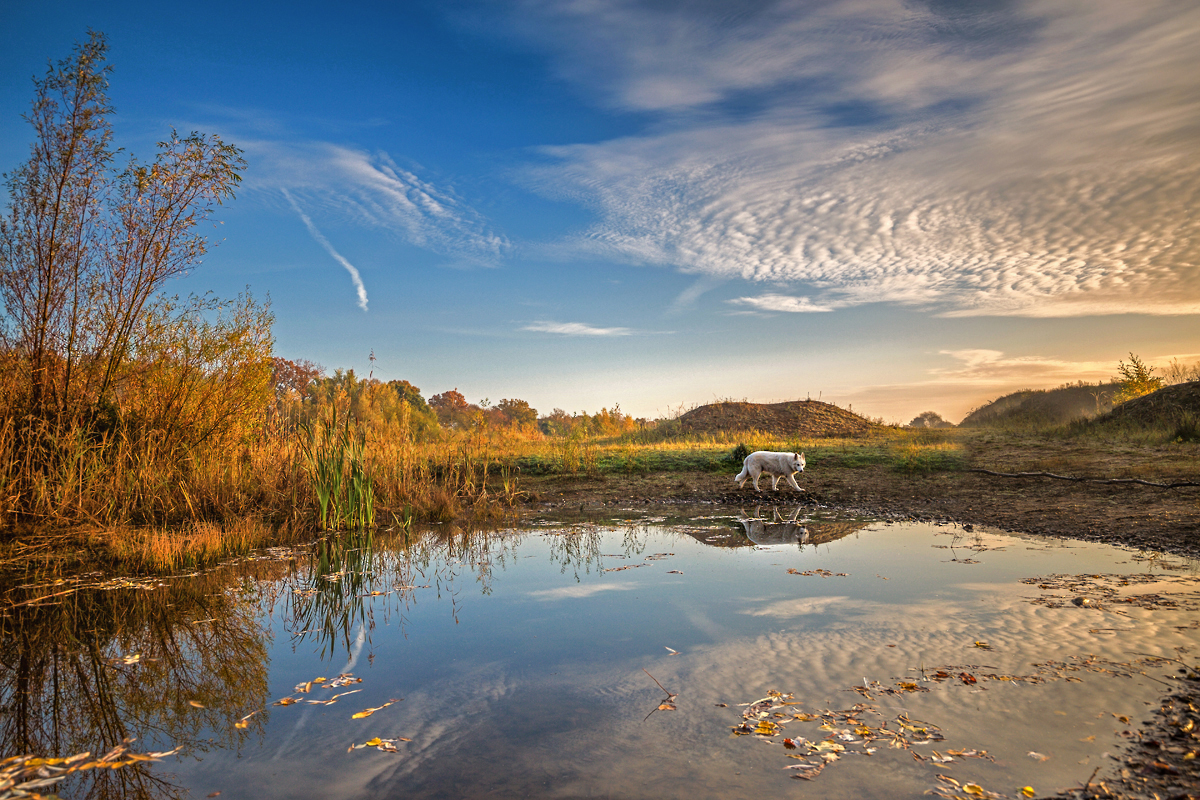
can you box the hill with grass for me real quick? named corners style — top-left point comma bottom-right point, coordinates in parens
top-left (1086, 381), bottom-right (1200, 440)
top-left (959, 382), bottom-right (1119, 428)
top-left (678, 400), bottom-right (880, 437)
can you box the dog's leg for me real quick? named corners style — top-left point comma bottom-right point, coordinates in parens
top-left (751, 466), bottom-right (762, 491)
top-left (771, 474), bottom-right (781, 490)
top-left (786, 472), bottom-right (802, 491)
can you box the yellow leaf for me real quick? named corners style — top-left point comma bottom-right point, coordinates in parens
top-left (364, 737), bottom-right (382, 747)
top-left (188, 700), bottom-right (205, 708)
top-left (1021, 788), bottom-right (1036, 797)
top-left (963, 784), bottom-right (984, 796)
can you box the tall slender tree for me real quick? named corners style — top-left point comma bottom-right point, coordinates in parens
top-left (0, 30), bottom-right (246, 431)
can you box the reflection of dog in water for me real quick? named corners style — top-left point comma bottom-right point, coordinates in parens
top-left (734, 451), bottom-right (805, 491)
top-left (737, 506), bottom-right (809, 546)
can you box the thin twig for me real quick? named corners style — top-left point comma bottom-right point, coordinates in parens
top-left (1083, 766), bottom-right (1100, 791)
top-left (643, 668), bottom-right (675, 698)
top-left (966, 468), bottom-right (1199, 489)
top-left (3, 586), bottom-right (79, 610)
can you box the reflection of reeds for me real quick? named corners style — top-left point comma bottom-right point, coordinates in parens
top-left (98, 516), bottom-right (278, 572)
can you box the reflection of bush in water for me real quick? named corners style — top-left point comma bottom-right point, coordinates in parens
top-left (0, 564), bottom-right (276, 800)
top-left (730, 510), bottom-right (872, 547)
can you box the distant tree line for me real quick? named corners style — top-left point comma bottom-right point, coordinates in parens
top-left (269, 358), bottom-right (647, 440)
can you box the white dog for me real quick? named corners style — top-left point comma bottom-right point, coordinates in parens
top-left (734, 451), bottom-right (806, 491)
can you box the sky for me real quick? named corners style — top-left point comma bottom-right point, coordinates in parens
top-left (1, 0), bottom-right (1197, 423)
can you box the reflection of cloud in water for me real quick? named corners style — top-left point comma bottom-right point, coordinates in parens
top-left (355, 588), bottom-right (1190, 798)
top-left (743, 595), bottom-right (855, 617)
top-left (528, 582), bottom-right (634, 600)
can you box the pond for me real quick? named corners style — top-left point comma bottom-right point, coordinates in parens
top-left (3, 508), bottom-right (1198, 799)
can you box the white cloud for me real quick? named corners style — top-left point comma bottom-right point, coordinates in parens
top-left (512, 0), bottom-right (1200, 318)
top-left (244, 140), bottom-right (508, 266)
top-left (730, 293), bottom-right (836, 313)
top-left (931, 349), bottom-right (1114, 385)
top-left (522, 321), bottom-right (633, 336)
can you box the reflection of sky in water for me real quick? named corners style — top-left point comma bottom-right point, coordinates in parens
top-left (175, 516), bottom-right (1199, 800)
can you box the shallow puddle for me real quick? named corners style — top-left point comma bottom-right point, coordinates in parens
top-left (4, 509), bottom-right (1199, 799)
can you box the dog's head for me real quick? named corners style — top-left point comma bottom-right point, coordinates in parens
top-left (793, 452), bottom-right (806, 472)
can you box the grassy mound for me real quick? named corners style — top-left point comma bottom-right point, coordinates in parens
top-left (960, 383), bottom-right (1119, 429)
top-left (678, 400), bottom-right (880, 438)
top-left (1088, 381), bottom-right (1200, 441)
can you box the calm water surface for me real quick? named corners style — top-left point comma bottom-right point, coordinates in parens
top-left (4, 508), bottom-right (1199, 799)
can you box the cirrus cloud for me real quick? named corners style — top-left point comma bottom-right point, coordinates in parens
top-left (522, 321), bottom-right (634, 336)
top-left (512, 0), bottom-right (1200, 318)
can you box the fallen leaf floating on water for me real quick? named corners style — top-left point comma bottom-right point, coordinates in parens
top-left (786, 568), bottom-right (848, 577)
top-left (973, 641), bottom-right (992, 651)
top-left (306, 689), bottom-right (362, 706)
top-left (352, 699), bottom-right (401, 719)
top-left (273, 697), bottom-right (299, 706)
top-left (667, 570), bottom-right (683, 574)
top-left (348, 736), bottom-right (411, 753)
top-left (0, 740), bottom-right (183, 792)
top-left (658, 700), bottom-right (677, 711)
top-left (234, 711), bottom-right (260, 729)
top-left (664, 647), bottom-right (679, 655)
top-left (1027, 751), bottom-right (1050, 761)
top-left (1021, 788), bottom-right (1036, 798)
top-left (188, 700), bottom-right (205, 709)
top-left (326, 673), bottom-right (362, 688)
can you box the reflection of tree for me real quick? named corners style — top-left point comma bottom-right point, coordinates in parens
top-left (284, 522), bottom-right (604, 659)
top-left (0, 567), bottom-right (273, 800)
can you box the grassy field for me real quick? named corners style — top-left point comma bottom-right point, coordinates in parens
top-left (5, 411), bottom-right (1200, 578)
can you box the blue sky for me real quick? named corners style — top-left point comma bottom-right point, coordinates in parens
top-left (2, 0), bottom-right (1198, 422)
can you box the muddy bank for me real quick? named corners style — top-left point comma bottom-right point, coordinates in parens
top-left (523, 465), bottom-right (1200, 559)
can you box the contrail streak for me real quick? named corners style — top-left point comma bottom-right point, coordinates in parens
top-left (282, 188), bottom-right (369, 311)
